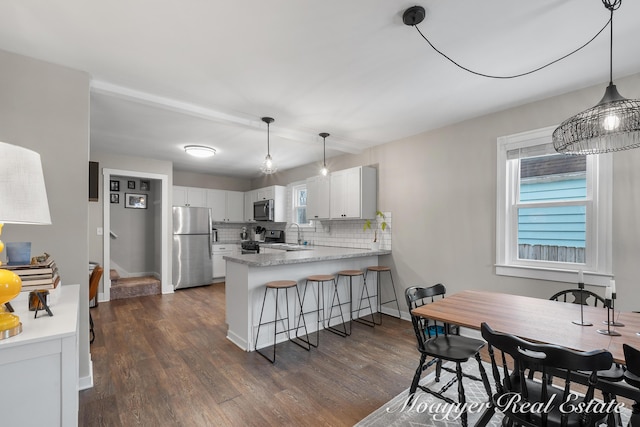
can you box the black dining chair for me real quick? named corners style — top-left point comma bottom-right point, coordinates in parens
top-left (481, 322), bottom-right (615, 427)
top-left (623, 344), bottom-right (640, 427)
top-left (549, 288), bottom-right (606, 307)
top-left (405, 285), bottom-right (491, 427)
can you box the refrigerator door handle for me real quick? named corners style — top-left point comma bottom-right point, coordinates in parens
top-left (208, 212), bottom-right (213, 259)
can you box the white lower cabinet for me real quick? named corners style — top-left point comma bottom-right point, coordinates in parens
top-left (213, 244), bottom-right (240, 279)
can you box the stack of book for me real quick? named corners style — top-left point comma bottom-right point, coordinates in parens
top-left (3, 255), bottom-right (60, 292)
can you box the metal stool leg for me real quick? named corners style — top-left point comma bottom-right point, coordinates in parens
top-left (354, 274), bottom-right (376, 327)
top-left (255, 286), bottom-right (276, 363)
top-left (327, 277), bottom-right (349, 337)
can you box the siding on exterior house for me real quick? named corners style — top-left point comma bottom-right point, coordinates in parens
top-left (518, 178), bottom-right (586, 248)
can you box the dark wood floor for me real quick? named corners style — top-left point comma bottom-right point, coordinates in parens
top-left (80, 282), bottom-right (419, 426)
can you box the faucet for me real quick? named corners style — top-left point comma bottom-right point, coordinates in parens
top-left (289, 223), bottom-right (302, 245)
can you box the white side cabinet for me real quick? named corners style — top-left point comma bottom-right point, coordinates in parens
top-left (0, 284), bottom-right (80, 427)
top-left (173, 186), bottom-right (207, 207)
top-left (306, 175), bottom-right (331, 220)
top-left (330, 166), bottom-right (376, 219)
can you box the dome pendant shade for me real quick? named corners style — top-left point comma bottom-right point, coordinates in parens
top-left (553, 84), bottom-right (640, 154)
top-left (260, 117), bottom-right (277, 174)
top-left (553, 0), bottom-right (640, 155)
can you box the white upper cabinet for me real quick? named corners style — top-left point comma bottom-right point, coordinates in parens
top-left (207, 189), bottom-right (244, 222)
top-left (226, 191), bottom-right (245, 221)
top-left (306, 175), bottom-right (331, 220)
top-left (256, 187), bottom-right (275, 201)
top-left (244, 190), bottom-right (257, 221)
top-left (329, 166), bottom-right (376, 219)
top-left (173, 186), bottom-right (207, 207)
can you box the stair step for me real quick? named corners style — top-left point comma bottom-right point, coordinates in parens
top-left (111, 276), bottom-right (161, 300)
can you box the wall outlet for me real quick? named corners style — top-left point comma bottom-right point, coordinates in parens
top-left (97, 227), bottom-right (103, 236)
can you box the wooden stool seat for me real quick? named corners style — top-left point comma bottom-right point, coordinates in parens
top-left (266, 280), bottom-right (298, 289)
top-left (367, 265), bottom-right (391, 272)
top-left (307, 274), bottom-right (335, 282)
top-left (337, 270), bottom-right (364, 277)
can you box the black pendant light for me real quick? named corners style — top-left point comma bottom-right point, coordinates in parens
top-left (319, 132), bottom-right (329, 176)
top-left (553, 0), bottom-right (640, 154)
top-left (260, 117), bottom-right (277, 174)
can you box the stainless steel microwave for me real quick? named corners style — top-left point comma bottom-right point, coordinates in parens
top-left (253, 199), bottom-right (274, 221)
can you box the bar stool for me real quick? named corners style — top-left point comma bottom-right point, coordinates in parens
top-left (254, 280), bottom-right (311, 363)
top-left (338, 269), bottom-right (376, 330)
top-left (301, 274), bottom-right (333, 346)
top-left (365, 265), bottom-right (401, 324)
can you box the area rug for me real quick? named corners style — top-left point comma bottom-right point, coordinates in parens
top-left (355, 361), bottom-right (631, 427)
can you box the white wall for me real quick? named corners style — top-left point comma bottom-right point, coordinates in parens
top-left (256, 72), bottom-right (640, 313)
top-left (0, 49), bottom-right (92, 384)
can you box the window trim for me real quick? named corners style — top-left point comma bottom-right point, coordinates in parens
top-left (496, 125), bottom-right (612, 286)
top-left (291, 182), bottom-right (312, 227)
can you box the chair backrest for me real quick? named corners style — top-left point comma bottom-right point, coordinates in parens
top-left (481, 322), bottom-right (613, 427)
top-left (549, 289), bottom-right (605, 307)
top-left (89, 266), bottom-right (103, 302)
top-left (405, 285), bottom-right (449, 350)
top-left (623, 344), bottom-right (640, 389)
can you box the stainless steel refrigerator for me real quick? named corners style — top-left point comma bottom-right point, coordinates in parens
top-left (172, 206), bottom-right (213, 290)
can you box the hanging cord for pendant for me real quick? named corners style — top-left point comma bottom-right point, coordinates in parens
top-left (407, 7), bottom-right (613, 79)
top-left (604, 0), bottom-right (622, 85)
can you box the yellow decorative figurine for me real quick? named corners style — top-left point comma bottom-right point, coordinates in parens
top-left (0, 223), bottom-right (23, 339)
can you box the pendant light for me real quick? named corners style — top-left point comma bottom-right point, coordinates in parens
top-left (553, 0), bottom-right (640, 155)
top-left (260, 117), bottom-right (277, 174)
top-left (319, 132), bottom-right (330, 176)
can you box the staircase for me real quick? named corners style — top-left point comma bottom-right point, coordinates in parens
top-left (110, 269), bottom-right (161, 300)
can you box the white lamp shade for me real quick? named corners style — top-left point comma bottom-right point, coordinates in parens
top-left (0, 142), bottom-right (51, 224)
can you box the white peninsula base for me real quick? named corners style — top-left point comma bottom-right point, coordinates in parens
top-left (225, 246), bottom-right (389, 351)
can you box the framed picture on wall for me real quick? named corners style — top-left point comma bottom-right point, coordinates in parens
top-left (128, 180), bottom-right (136, 189)
top-left (110, 193), bottom-right (119, 204)
top-left (110, 180), bottom-right (120, 191)
top-left (140, 180), bottom-right (150, 191)
top-left (125, 193), bottom-right (147, 209)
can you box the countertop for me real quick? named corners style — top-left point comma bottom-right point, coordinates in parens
top-left (223, 246), bottom-right (391, 267)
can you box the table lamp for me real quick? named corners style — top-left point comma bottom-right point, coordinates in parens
top-left (0, 141), bottom-right (51, 340)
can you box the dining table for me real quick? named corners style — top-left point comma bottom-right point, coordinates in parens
top-left (410, 289), bottom-right (640, 365)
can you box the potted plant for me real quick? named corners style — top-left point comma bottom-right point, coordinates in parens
top-left (363, 211), bottom-right (387, 250)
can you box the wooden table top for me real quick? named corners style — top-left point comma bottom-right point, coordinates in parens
top-left (411, 289), bottom-right (640, 365)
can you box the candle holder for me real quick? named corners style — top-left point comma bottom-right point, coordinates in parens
top-left (597, 299), bottom-right (621, 336)
top-left (572, 282), bottom-right (592, 326)
top-left (602, 292), bottom-right (624, 327)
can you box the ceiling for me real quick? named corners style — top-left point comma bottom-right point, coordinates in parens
top-left (1, 1), bottom-right (639, 178)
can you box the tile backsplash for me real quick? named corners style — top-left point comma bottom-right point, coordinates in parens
top-left (213, 213), bottom-right (392, 251)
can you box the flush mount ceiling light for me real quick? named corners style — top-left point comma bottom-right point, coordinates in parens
top-left (184, 145), bottom-right (216, 158)
top-left (260, 117), bottom-right (277, 174)
top-left (319, 132), bottom-right (330, 176)
top-left (553, 0), bottom-right (640, 155)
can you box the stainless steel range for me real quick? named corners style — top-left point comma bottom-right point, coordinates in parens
top-left (240, 230), bottom-right (285, 254)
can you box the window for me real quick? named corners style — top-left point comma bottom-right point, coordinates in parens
top-left (496, 126), bottom-right (612, 285)
top-left (292, 184), bottom-right (309, 225)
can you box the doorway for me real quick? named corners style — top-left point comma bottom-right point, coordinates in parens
top-left (102, 168), bottom-right (171, 301)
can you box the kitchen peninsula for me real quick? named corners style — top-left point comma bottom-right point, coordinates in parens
top-left (224, 246), bottom-right (391, 351)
